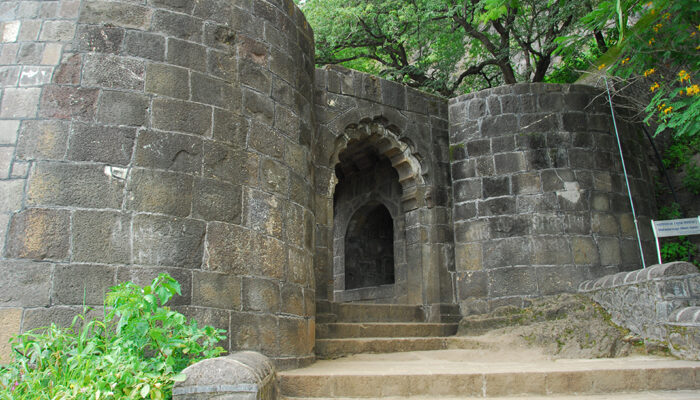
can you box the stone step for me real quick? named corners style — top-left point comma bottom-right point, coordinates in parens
top-left (332, 303), bottom-right (425, 323)
top-left (317, 322), bottom-right (458, 339)
top-left (279, 352), bottom-right (700, 398)
top-left (316, 313), bottom-right (338, 324)
top-left (315, 337), bottom-right (495, 358)
top-left (280, 390), bottom-right (700, 399)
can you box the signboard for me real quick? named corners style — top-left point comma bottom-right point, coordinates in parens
top-left (651, 217), bottom-right (700, 264)
top-left (652, 217), bottom-right (700, 238)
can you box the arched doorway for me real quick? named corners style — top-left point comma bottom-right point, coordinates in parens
top-left (344, 203), bottom-right (395, 290)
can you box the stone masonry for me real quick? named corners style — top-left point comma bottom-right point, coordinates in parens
top-left (0, 0), bottom-right (658, 368)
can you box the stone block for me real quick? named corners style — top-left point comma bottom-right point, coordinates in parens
top-left (242, 277), bottom-right (280, 313)
top-left (191, 71), bottom-right (241, 109)
top-left (122, 31), bottom-right (165, 61)
top-left (97, 90), bottom-right (149, 126)
top-left (66, 123), bottom-right (136, 165)
top-left (203, 142), bottom-right (258, 185)
top-left (288, 246), bottom-right (312, 286)
top-left (15, 120), bottom-right (70, 160)
top-left (207, 222), bottom-right (254, 275)
top-left (0, 120), bottom-right (19, 145)
top-left (245, 189), bottom-right (284, 239)
top-left (488, 266), bottom-right (538, 297)
top-left (481, 114), bottom-right (517, 136)
top-left (1, 87), bottom-right (41, 118)
top-left (193, 178), bottom-right (242, 223)
top-left (17, 42), bottom-right (44, 65)
top-left (0, 176), bottom-right (23, 212)
top-left (454, 179), bottom-right (482, 201)
top-left (77, 24), bottom-right (123, 53)
top-left (82, 54), bottom-right (144, 90)
top-left (278, 317), bottom-right (307, 355)
top-left (145, 63), bottom-right (189, 99)
top-left (229, 312), bottom-right (278, 354)
top-left (134, 130), bottom-right (202, 174)
top-left (192, 270), bottom-right (241, 310)
top-left (598, 237), bottom-right (621, 265)
top-left (118, 266), bottom-right (192, 306)
top-left (126, 169), bottom-right (193, 217)
top-left (27, 162), bottom-right (124, 209)
top-left (476, 157), bottom-right (494, 176)
top-left (538, 265), bottom-right (590, 295)
top-left (281, 284), bottom-right (305, 316)
top-left (531, 236), bottom-right (572, 265)
top-left (260, 158), bottom-right (289, 196)
top-left (72, 210), bottom-right (131, 264)
top-left (483, 237), bottom-right (530, 269)
top-left (455, 242), bottom-right (482, 271)
top-left (39, 86), bottom-right (99, 121)
top-left (213, 109), bottom-right (248, 149)
top-left (0, 260), bottom-right (52, 306)
top-left (381, 79), bottom-right (406, 109)
top-left (592, 212), bottom-right (619, 235)
top-left (79, 1), bottom-right (153, 29)
top-left (152, 98), bottom-right (212, 135)
top-left (478, 197), bottom-right (515, 217)
top-left (208, 49), bottom-right (238, 82)
top-left (482, 176), bottom-right (511, 198)
top-left (455, 270), bottom-right (488, 299)
top-left (166, 38), bottom-right (206, 71)
top-left (52, 264), bottom-right (117, 305)
top-left (243, 88), bottom-right (275, 126)
top-left (18, 66), bottom-right (52, 87)
top-left (239, 59), bottom-right (271, 94)
top-left (0, 147), bottom-right (11, 177)
top-left (21, 306), bottom-right (102, 332)
top-left (572, 236), bottom-right (600, 265)
top-left (488, 215), bottom-right (529, 239)
top-left (151, 9), bottom-right (202, 42)
top-left (132, 214), bottom-right (206, 269)
top-left (151, 0), bottom-right (196, 13)
top-left (0, 308), bottom-right (21, 364)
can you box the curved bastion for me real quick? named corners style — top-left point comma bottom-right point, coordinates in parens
top-left (0, 0), bottom-right (316, 369)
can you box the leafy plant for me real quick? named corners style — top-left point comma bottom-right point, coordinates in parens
top-left (0, 274), bottom-right (226, 400)
top-left (661, 236), bottom-right (698, 266)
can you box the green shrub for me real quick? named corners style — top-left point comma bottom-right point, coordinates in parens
top-left (0, 274), bottom-right (226, 400)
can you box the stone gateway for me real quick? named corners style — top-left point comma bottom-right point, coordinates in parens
top-left (0, 0), bottom-right (657, 368)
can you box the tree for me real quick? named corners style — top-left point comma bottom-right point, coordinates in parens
top-left (302, 0), bottom-right (586, 96)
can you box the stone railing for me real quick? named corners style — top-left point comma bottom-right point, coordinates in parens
top-left (578, 262), bottom-right (700, 359)
top-left (173, 351), bottom-right (276, 400)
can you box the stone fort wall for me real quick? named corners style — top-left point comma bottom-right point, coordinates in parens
top-left (0, 0), bottom-right (657, 367)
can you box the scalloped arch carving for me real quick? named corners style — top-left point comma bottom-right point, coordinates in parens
top-left (331, 118), bottom-right (427, 211)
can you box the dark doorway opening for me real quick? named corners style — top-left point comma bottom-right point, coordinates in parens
top-left (344, 203), bottom-right (395, 289)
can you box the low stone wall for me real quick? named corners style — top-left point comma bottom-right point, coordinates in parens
top-left (579, 262), bottom-right (700, 342)
top-left (173, 351), bottom-right (276, 400)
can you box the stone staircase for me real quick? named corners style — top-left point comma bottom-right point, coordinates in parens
top-left (279, 302), bottom-right (700, 399)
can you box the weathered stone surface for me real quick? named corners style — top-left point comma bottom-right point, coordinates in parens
top-left (66, 123), bottom-right (136, 165)
top-left (166, 38), bottom-right (206, 71)
top-left (152, 98), bottom-right (212, 135)
top-left (133, 130), bottom-right (202, 174)
top-left (72, 210), bottom-right (131, 264)
top-left (82, 54), bottom-right (145, 90)
top-left (79, 1), bottom-right (153, 29)
top-left (0, 260), bottom-right (52, 306)
top-left (243, 277), bottom-right (281, 313)
top-left (202, 141), bottom-right (258, 185)
top-left (77, 24), bottom-right (123, 53)
top-left (132, 214), bottom-right (205, 269)
top-left (27, 162), bottom-right (124, 209)
top-left (5, 209), bottom-right (70, 260)
top-left (15, 120), bottom-right (70, 160)
top-left (122, 31), bottom-right (165, 61)
top-left (1, 87), bottom-right (41, 118)
top-left (52, 264), bottom-right (117, 305)
top-left (97, 90), bottom-right (149, 126)
top-left (192, 178), bottom-right (242, 223)
top-left (39, 86), bottom-right (99, 121)
top-left (0, 308), bottom-right (21, 364)
top-left (192, 270), bottom-right (241, 310)
top-left (245, 189), bottom-right (284, 239)
top-left (0, 179), bottom-right (24, 213)
top-left (126, 169), bottom-right (193, 217)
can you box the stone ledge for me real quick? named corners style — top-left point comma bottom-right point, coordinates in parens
top-left (578, 262), bottom-right (698, 292)
top-left (173, 351), bottom-right (276, 400)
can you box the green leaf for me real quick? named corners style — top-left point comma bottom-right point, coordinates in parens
top-left (140, 383), bottom-right (150, 398)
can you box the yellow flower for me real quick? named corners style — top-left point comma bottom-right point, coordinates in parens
top-left (687, 84), bottom-right (700, 95)
top-left (679, 70), bottom-right (691, 83)
top-left (621, 57), bottom-right (630, 65)
top-left (644, 68), bottom-right (655, 77)
top-left (662, 13), bottom-right (670, 20)
top-left (648, 38), bottom-right (655, 45)
top-left (598, 63), bottom-right (606, 70)
top-left (657, 103), bottom-right (666, 110)
top-left (653, 23), bottom-right (662, 32)
top-left (663, 106), bottom-right (673, 114)
top-left (650, 82), bottom-right (660, 92)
